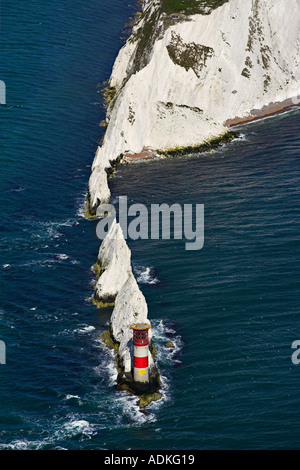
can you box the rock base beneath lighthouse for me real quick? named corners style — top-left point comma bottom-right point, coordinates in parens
top-left (101, 328), bottom-right (162, 408)
top-left (116, 368), bottom-right (162, 408)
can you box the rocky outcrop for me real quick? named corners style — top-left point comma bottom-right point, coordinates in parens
top-left (88, 151), bottom-right (111, 216)
top-left (93, 220), bottom-right (132, 307)
top-left (94, 219), bottom-right (159, 399)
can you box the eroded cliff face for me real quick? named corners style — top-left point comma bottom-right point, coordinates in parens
top-left (110, 273), bottom-right (154, 375)
top-left (88, 0), bottom-right (300, 212)
top-left (93, 220), bottom-right (132, 307)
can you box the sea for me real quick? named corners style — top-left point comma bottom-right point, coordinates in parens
top-left (0, 0), bottom-right (299, 450)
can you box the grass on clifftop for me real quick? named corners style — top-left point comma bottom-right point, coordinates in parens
top-left (161, 0), bottom-right (229, 15)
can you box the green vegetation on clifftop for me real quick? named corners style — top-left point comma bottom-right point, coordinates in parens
top-left (161, 0), bottom-right (229, 15)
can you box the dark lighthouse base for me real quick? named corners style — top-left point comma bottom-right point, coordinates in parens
top-left (116, 367), bottom-right (162, 408)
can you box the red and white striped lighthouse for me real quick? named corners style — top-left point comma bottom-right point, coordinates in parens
top-left (131, 323), bottom-right (150, 385)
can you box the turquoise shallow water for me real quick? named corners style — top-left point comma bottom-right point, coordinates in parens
top-left (0, 0), bottom-right (300, 450)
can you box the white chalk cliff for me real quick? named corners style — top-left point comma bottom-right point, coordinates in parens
top-left (89, 0), bottom-right (300, 211)
top-left (94, 219), bottom-right (132, 304)
top-left (90, 0), bottom-right (300, 386)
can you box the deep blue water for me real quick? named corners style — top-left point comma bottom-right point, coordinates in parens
top-left (0, 0), bottom-right (300, 450)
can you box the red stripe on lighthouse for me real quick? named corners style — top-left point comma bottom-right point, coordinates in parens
top-left (134, 356), bottom-right (148, 368)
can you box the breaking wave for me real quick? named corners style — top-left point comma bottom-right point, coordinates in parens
top-left (134, 266), bottom-right (160, 286)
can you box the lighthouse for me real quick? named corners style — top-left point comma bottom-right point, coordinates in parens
top-left (131, 323), bottom-right (150, 386)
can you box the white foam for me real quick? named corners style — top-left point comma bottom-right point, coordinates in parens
top-left (113, 392), bottom-right (157, 425)
top-left (65, 394), bottom-right (81, 400)
top-left (76, 192), bottom-right (88, 218)
top-left (152, 319), bottom-right (183, 367)
top-left (55, 253), bottom-right (69, 260)
top-left (94, 344), bottom-right (118, 387)
top-left (30, 218), bottom-right (78, 241)
top-left (76, 325), bottom-right (96, 334)
top-left (0, 439), bottom-right (44, 450)
top-left (59, 418), bottom-right (96, 439)
top-left (135, 266), bottom-right (160, 285)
